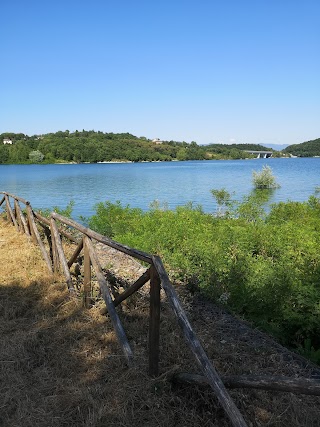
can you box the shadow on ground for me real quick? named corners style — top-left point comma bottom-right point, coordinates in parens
top-left (1, 277), bottom-right (320, 427)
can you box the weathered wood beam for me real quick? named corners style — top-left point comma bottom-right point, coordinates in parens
top-left (50, 218), bottom-right (75, 292)
top-left (34, 211), bottom-right (79, 243)
top-left (172, 372), bottom-right (320, 396)
top-left (67, 238), bottom-right (84, 268)
top-left (52, 212), bottom-right (152, 264)
top-left (83, 239), bottom-right (91, 308)
top-left (50, 221), bottom-right (60, 273)
top-left (5, 194), bottom-right (18, 230)
top-left (2, 192), bottom-right (29, 205)
top-left (113, 268), bottom-right (151, 307)
top-left (26, 204), bottom-right (38, 244)
top-left (0, 196), bottom-right (5, 206)
top-left (26, 205), bottom-right (53, 273)
top-left (84, 236), bottom-right (133, 366)
top-left (15, 200), bottom-right (31, 236)
top-left (41, 223), bottom-right (52, 259)
top-left (13, 199), bottom-right (22, 232)
top-left (149, 265), bottom-right (161, 377)
top-left (152, 255), bottom-right (247, 427)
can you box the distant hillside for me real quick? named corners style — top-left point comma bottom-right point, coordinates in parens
top-left (203, 143), bottom-right (276, 159)
top-left (0, 130), bottom-right (269, 164)
top-left (205, 143), bottom-right (272, 151)
top-left (283, 138), bottom-right (320, 157)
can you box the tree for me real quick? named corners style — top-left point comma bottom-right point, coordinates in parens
top-left (29, 150), bottom-right (44, 163)
top-left (252, 165), bottom-right (280, 189)
top-left (210, 188), bottom-right (234, 217)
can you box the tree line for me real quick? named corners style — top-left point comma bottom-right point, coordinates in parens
top-left (284, 138), bottom-right (320, 157)
top-left (0, 130), bottom-right (275, 164)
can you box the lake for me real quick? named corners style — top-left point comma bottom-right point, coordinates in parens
top-left (0, 158), bottom-right (319, 219)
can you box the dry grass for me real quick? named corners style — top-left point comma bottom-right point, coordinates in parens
top-left (1, 218), bottom-right (320, 427)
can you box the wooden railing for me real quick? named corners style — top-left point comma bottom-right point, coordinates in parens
top-left (1, 192), bottom-right (320, 427)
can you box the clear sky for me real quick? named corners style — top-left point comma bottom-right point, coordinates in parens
top-left (1, 0), bottom-right (319, 145)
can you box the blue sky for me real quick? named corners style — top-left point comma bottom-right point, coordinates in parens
top-left (1, 0), bottom-right (319, 145)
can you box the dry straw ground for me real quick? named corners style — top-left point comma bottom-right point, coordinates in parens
top-left (1, 218), bottom-right (320, 427)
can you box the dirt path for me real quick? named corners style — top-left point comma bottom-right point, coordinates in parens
top-left (1, 219), bottom-right (320, 427)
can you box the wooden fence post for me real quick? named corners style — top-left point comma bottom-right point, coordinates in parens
top-left (50, 219), bottom-right (60, 273)
top-left (15, 201), bottom-right (31, 236)
top-left (26, 204), bottom-right (38, 244)
top-left (83, 239), bottom-right (91, 307)
top-left (13, 199), bottom-right (22, 232)
top-left (50, 217), bottom-right (75, 292)
top-left (149, 264), bottom-right (161, 377)
top-left (25, 205), bottom-right (53, 273)
top-left (5, 194), bottom-right (18, 230)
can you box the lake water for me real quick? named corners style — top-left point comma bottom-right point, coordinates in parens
top-left (0, 158), bottom-right (319, 219)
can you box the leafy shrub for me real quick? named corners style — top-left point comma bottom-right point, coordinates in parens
top-left (37, 200), bottom-right (75, 219)
top-left (29, 150), bottom-right (45, 163)
top-left (210, 188), bottom-right (234, 217)
top-left (252, 165), bottom-right (280, 189)
top-left (88, 197), bottom-right (320, 362)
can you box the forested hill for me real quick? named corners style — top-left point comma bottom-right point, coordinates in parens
top-left (284, 138), bottom-right (320, 157)
top-left (0, 130), bottom-right (276, 164)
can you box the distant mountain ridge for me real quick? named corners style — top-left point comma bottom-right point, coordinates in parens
top-left (264, 143), bottom-right (289, 151)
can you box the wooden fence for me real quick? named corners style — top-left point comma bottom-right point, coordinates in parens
top-left (1, 191), bottom-right (320, 427)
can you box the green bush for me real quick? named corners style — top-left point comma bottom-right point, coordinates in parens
top-left (87, 196), bottom-right (320, 362)
top-left (252, 165), bottom-right (280, 189)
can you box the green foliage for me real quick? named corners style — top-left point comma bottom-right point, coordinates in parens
top-left (87, 196), bottom-right (320, 362)
top-left (0, 131), bottom-right (283, 164)
top-left (29, 150), bottom-right (44, 163)
top-left (210, 188), bottom-right (234, 217)
top-left (236, 189), bottom-right (274, 222)
top-left (298, 339), bottom-right (320, 364)
top-left (37, 200), bottom-right (75, 219)
top-left (2, 132), bottom-right (319, 162)
top-left (149, 200), bottom-right (169, 211)
top-left (284, 137), bottom-right (320, 157)
top-left (88, 201), bottom-right (143, 238)
top-left (252, 165), bottom-right (280, 189)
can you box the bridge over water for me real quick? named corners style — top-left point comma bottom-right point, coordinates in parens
top-left (244, 150), bottom-right (273, 159)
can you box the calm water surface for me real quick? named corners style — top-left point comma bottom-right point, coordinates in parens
top-left (0, 158), bottom-right (319, 219)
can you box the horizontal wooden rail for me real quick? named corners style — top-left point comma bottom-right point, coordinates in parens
top-left (51, 212), bottom-right (153, 264)
top-left (173, 372), bottom-right (320, 396)
top-left (0, 191), bottom-right (30, 205)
